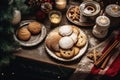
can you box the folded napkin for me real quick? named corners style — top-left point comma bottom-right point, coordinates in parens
top-left (69, 30), bottom-right (120, 80)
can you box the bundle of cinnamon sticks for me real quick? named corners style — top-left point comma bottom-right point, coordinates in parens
top-left (94, 39), bottom-right (119, 69)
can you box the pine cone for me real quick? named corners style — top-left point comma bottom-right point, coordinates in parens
top-left (27, 0), bottom-right (45, 8)
top-left (26, 0), bottom-right (54, 8)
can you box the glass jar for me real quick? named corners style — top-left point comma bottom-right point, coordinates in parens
top-left (49, 10), bottom-right (62, 25)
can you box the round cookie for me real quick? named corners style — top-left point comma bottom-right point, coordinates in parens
top-left (76, 33), bottom-right (87, 47)
top-left (55, 52), bottom-right (62, 58)
top-left (17, 27), bottom-right (31, 41)
top-left (59, 25), bottom-right (73, 36)
top-left (60, 48), bottom-right (75, 59)
top-left (72, 26), bottom-right (80, 35)
top-left (59, 36), bottom-right (74, 49)
top-left (73, 47), bottom-right (80, 56)
top-left (28, 21), bottom-right (42, 35)
top-left (45, 31), bottom-right (62, 52)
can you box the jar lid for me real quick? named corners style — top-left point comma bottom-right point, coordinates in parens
top-left (79, 1), bottom-right (101, 16)
top-left (96, 16), bottom-right (110, 27)
top-left (105, 4), bottom-right (120, 17)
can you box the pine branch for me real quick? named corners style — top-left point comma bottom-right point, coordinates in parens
top-left (13, 0), bottom-right (31, 14)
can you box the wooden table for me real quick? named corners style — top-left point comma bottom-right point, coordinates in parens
top-left (14, 0), bottom-right (117, 72)
top-left (13, 1), bottom-right (120, 80)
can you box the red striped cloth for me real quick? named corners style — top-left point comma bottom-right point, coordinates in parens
top-left (90, 31), bottom-right (120, 77)
top-left (105, 53), bottom-right (120, 77)
top-left (91, 52), bottom-right (120, 77)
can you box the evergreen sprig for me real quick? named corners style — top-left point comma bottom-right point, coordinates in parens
top-left (13, 0), bottom-right (31, 14)
top-left (0, 0), bottom-right (30, 68)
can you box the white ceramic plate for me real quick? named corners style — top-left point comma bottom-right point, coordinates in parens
top-left (45, 25), bottom-right (88, 61)
top-left (14, 20), bottom-right (47, 47)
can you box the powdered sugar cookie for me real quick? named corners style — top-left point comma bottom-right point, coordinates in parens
top-left (59, 36), bottom-right (74, 49)
top-left (69, 33), bottom-right (78, 43)
top-left (59, 25), bottom-right (73, 36)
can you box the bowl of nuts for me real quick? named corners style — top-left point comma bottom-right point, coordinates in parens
top-left (66, 5), bottom-right (94, 26)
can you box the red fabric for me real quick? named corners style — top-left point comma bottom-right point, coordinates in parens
top-left (105, 53), bottom-right (120, 77)
top-left (90, 33), bottom-right (120, 77)
top-left (91, 66), bottom-right (101, 75)
top-left (91, 52), bottom-right (120, 77)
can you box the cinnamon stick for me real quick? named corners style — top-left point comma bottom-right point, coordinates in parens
top-left (100, 53), bottom-right (112, 69)
top-left (94, 40), bottom-right (119, 67)
top-left (93, 49), bottom-right (97, 63)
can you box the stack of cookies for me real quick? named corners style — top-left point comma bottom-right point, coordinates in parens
top-left (17, 21), bottom-right (42, 41)
top-left (45, 25), bottom-right (87, 59)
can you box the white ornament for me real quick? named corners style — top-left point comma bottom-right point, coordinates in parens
top-left (12, 9), bottom-right (21, 25)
